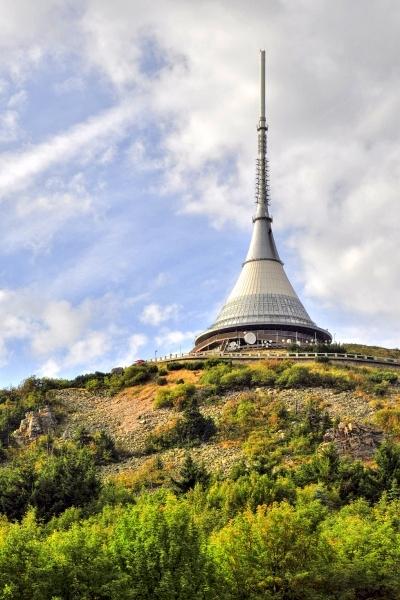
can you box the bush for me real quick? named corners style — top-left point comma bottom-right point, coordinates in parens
top-left (156, 376), bottom-right (168, 386)
top-left (250, 366), bottom-right (277, 386)
top-left (73, 427), bottom-right (119, 465)
top-left (186, 361), bottom-right (206, 371)
top-left (368, 370), bottom-right (398, 384)
top-left (122, 365), bottom-right (153, 386)
top-left (276, 365), bottom-right (316, 388)
top-left (276, 365), bottom-right (355, 391)
top-left (219, 394), bottom-right (260, 439)
top-left (167, 362), bottom-right (185, 371)
top-left (196, 385), bottom-right (219, 404)
top-left (200, 364), bottom-right (232, 387)
top-left (220, 367), bottom-right (252, 389)
top-left (375, 408), bottom-right (400, 436)
top-left (154, 383), bottom-right (197, 410)
top-left (316, 356), bottom-right (331, 364)
top-left (147, 401), bottom-right (216, 451)
top-left (372, 381), bottom-right (390, 396)
top-left (85, 378), bottom-right (103, 391)
top-left (204, 358), bottom-right (228, 369)
top-left (173, 402), bottom-right (216, 446)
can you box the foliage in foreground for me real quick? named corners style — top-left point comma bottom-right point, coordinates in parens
top-left (1, 421), bottom-right (400, 598)
top-left (2, 488), bottom-right (400, 599)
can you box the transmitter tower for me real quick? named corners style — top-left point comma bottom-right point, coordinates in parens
top-left (194, 51), bottom-right (332, 352)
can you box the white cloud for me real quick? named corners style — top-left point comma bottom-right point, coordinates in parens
top-left (53, 76), bottom-right (85, 95)
top-left (140, 303), bottom-right (179, 326)
top-left (39, 358), bottom-right (61, 378)
top-left (0, 100), bottom-right (139, 197)
top-left (155, 329), bottom-right (197, 350)
top-left (31, 299), bottom-right (92, 355)
top-left (0, 110), bottom-right (21, 143)
top-left (118, 333), bottom-right (148, 366)
top-left (153, 272), bottom-right (171, 288)
top-left (64, 331), bottom-right (109, 367)
top-left (0, 287), bottom-right (108, 365)
top-left (0, 175), bottom-right (95, 253)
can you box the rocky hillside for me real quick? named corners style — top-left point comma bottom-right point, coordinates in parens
top-left (9, 348), bottom-right (399, 488)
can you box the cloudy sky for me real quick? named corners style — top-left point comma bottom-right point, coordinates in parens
top-left (0, 0), bottom-right (399, 384)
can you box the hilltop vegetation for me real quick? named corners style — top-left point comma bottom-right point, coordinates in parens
top-left (0, 349), bottom-right (400, 598)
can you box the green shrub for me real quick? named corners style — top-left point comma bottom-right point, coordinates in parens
top-left (368, 370), bottom-right (398, 384)
top-left (73, 427), bottom-right (119, 465)
top-left (372, 381), bottom-right (390, 396)
top-left (171, 402), bottom-right (216, 446)
top-left (0, 444), bottom-right (100, 521)
top-left (250, 366), bottom-right (277, 386)
top-left (122, 365), bottom-right (152, 386)
top-left (85, 378), bottom-right (103, 391)
top-left (147, 401), bottom-right (216, 451)
top-left (316, 356), bottom-right (331, 364)
top-left (200, 364), bottom-right (232, 387)
top-left (156, 376), bottom-right (168, 386)
top-left (196, 385), bottom-right (219, 403)
top-left (204, 358), bottom-right (228, 369)
top-left (276, 365), bottom-right (316, 388)
top-left (154, 383), bottom-right (197, 410)
top-left (103, 373), bottom-right (124, 394)
top-left (172, 453), bottom-right (210, 493)
top-left (276, 365), bottom-right (355, 391)
top-left (220, 367), bottom-right (252, 389)
top-left (375, 408), bottom-right (400, 436)
top-left (219, 395), bottom-right (260, 439)
top-left (154, 388), bottom-right (174, 409)
top-left (186, 361), bottom-right (206, 371)
top-left (167, 362), bottom-right (185, 371)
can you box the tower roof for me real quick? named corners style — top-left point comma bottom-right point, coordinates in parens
top-left (194, 51), bottom-right (331, 351)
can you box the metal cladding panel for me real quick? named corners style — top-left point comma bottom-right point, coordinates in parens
top-left (210, 292), bottom-right (315, 330)
top-left (227, 259), bottom-right (298, 300)
top-left (245, 216), bottom-right (281, 262)
top-left (205, 259), bottom-right (317, 333)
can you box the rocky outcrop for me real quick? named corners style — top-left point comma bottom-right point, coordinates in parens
top-left (323, 422), bottom-right (384, 459)
top-left (14, 406), bottom-right (57, 443)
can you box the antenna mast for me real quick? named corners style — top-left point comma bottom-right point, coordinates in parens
top-left (255, 49), bottom-right (270, 217)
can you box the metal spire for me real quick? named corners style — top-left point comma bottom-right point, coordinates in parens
top-left (255, 49), bottom-right (270, 220)
top-left (245, 49), bottom-right (281, 264)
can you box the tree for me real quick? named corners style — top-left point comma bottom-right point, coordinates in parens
top-left (111, 494), bottom-right (218, 599)
top-left (31, 445), bottom-right (100, 520)
top-left (375, 441), bottom-right (400, 491)
top-left (172, 454), bottom-right (210, 494)
top-left (174, 400), bottom-right (216, 446)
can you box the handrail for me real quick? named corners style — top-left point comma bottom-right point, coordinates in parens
top-left (152, 350), bottom-right (400, 367)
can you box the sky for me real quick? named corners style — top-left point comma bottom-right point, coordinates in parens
top-left (0, 0), bottom-right (399, 385)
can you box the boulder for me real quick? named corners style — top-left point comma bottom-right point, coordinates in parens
top-left (323, 421), bottom-right (384, 459)
top-left (14, 406), bottom-right (57, 443)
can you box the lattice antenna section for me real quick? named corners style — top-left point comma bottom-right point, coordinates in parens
top-left (255, 49), bottom-right (271, 213)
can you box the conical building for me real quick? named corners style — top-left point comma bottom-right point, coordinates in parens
top-left (194, 51), bottom-right (331, 352)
